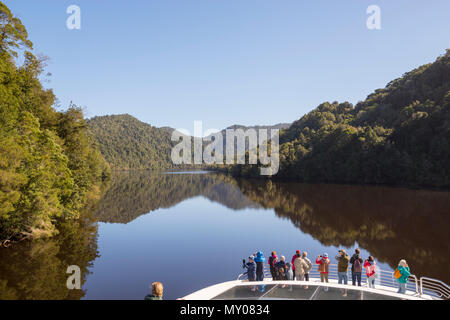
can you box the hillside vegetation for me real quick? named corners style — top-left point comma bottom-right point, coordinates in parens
top-left (0, 2), bottom-right (110, 241)
top-left (87, 114), bottom-right (177, 170)
top-left (230, 50), bottom-right (450, 188)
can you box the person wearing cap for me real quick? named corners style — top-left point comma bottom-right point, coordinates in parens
top-left (335, 249), bottom-right (350, 285)
top-left (291, 250), bottom-right (301, 280)
top-left (316, 253), bottom-right (330, 283)
top-left (243, 256), bottom-right (257, 282)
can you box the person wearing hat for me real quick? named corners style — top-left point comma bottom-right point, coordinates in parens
top-left (316, 253), bottom-right (330, 283)
top-left (243, 256), bottom-right (256, 282)
top-left (291, 250), bottom-right (301, 280)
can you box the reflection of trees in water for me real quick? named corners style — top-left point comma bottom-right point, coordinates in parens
top-left (236, 179), bottom-right (450, 283)
top-left (94, 172), bottom-right (259, 224)
top-left (0, 215), bottom-right (98, 300)
top-left (94, 172), bottom-right (450, 282)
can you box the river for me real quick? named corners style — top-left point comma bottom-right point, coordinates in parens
top-left (0, 171), bottom-right (449, 300)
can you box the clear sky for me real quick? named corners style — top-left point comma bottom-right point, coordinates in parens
top-left (4, 0), bottom-right (450, 131)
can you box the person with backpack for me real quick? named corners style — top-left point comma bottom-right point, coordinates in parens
top-left (254, 251), bottom-right (265, 281)
top-left (335, 249), bottom-right (350, 285)
top-left (302, 251), bottom-right (313, 282)
top-left (316, 253), bottom-right (330, 283)
top-left (394, 259), bottom-right (411, 294)
top-left (364, 256), bottom-right (377, 288)
top-left (291, 250), bottom-right (301, 280)
top-left (268, 251), bottom-right (278, 280)
top-left (243, 256), bottom-right (256, 282)
top-left (350, 248), bottom-right (363, 286)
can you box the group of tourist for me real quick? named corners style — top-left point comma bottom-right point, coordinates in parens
top-left (243, 248), bottom-right (411, 294)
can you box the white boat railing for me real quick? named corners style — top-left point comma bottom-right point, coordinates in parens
top-left (238, 263), bottom-right (449, 299)
top-left (419, 277), bottom-right (450, 299)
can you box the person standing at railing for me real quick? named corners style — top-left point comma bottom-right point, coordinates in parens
top-left (364, 256), bottom-right (377, 289)
top-left (268, 251), bottom-right (278, 280)
top-left (285, 263), bottom-right (294, 280)
top-left (316, 253), bottom-right (330, 283)
top-left (243, 256), bottom-right (257, 282)
top-left (350, 248), bottom-right (363, 286)
top-left (274, 256), bottom-right (287, 280)
top-left (254, 251), bottom-right (265, 281)
top-left (335, 249), bottom-right (350, 285)
top-left (395, 260), bottom-right (411, 294)
top-left (302, 251), bottom-right (313, 282)
top-left (291, 250), bottom-right (301, 280)
top-left (293, 253), bottom-right (309, 281)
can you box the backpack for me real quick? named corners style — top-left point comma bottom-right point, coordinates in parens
top-left (394, 268), bottom-right (402, 279)
top-left (354, 258), bottom-right (362, 273)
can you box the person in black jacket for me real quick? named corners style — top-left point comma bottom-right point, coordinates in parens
top-left (268, 251), bottom-right (278, 280)
top-left (274, 256), bottom-right (286, 280)
top-left (243, 256), bottom-right (256, 281)
top-left (349, 248), bottom-right (363, 286)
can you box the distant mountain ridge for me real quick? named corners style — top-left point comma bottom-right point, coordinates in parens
top-left (88, 114), bottom-right (290, 170)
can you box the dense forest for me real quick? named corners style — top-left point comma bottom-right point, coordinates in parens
top-left (229, 50), bottom-right (450, 188)
top-left (0, 2), bottom-right (110, 242)
top-left (87, 114), bottom-right (181, 170)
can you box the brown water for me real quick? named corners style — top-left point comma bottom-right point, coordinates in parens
top-left (0, 172), bottom-right (449, 300)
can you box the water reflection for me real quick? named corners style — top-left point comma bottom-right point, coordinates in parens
top-left (1, 171), bottom-right (449, 300)
top-left (234, 179), bottom-right (450, 283)
top-left (0, 215), bottom-right (98, 299)
top-left (96, 172), bottom-right (450, 283)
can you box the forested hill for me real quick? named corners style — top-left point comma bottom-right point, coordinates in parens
top-left (0, 2), bottom-right (110, 241)
top-left (87, 114), bottom-right (178, 170)
top-left (231, 50), bottom-right (450, 188)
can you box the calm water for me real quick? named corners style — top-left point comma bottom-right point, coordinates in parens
top-left (1, 171), bottom-right (449, 300)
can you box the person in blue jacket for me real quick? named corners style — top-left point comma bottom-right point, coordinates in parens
top-left (254, 251), bottom-right (266, 281)
top-left (243, 256), bottom-right (256, 281)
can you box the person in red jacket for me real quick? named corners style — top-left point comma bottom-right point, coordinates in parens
top-left (363, 256), bottom-right (377, 288)
top-left (291, 250), bottom-right (301, 280)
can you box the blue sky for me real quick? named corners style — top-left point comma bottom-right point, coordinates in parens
top-left (4, 0), bottom-right (450, 131)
